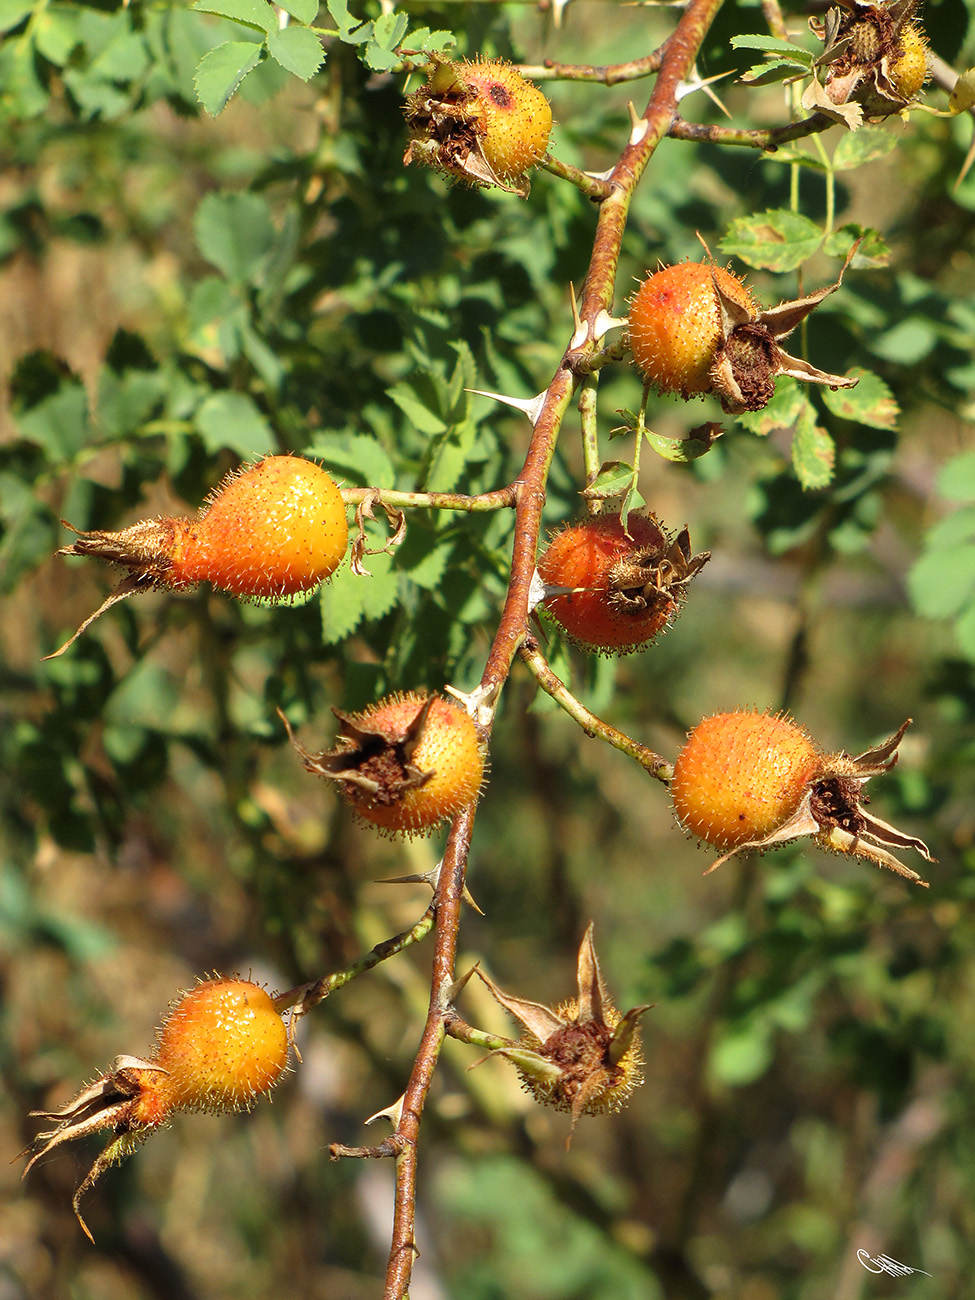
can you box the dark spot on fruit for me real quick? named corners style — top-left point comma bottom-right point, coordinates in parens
top-left (488, 82), bottom-right (512, 108)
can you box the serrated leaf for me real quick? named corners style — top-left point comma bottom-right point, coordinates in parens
top-left (371, 10), bottom-right (407, 48)
top-left (740, 58), bottom-right (812, 87)
top-left (823, 224), bottom-right (889, 267)
top-left (719, 210), bottom-right (823, 272)
top-left (267, 25), bottom-right (324, 79)
top-left (320, 548), bottom-right (398, 643)
top-left (364, 41), bottom-right (400, 71)
top-left (832, 126), bottom-right (897, 170)
top-left (279, 0), bottom-right (318, 20)
top-left (194, 191), bottom-right (275, 282)
top-left (195, 391), bottom-right (273, 456)
top-left (582, 461), bottom-right (634, 500)
top-left (643, 428), bottom-right (716, 463)
top-left (736, 377), bottom-right (805, 437)
top-left (387, 384), bottom-right (447, 435)
top-left (307, 434), bottom-right (394, 488)
top-left (791, 403), bottom-right (835, 490)
top-left (730, 34), bottom-right (814, 63)
top-left (820, 367), bottom-right (898, 429)
top-left (191, 0), bottom-right (275, 31)
top-left (194, 40), bottom-right (263, 114)
top-left (326, 0), bottom-right (367, 39)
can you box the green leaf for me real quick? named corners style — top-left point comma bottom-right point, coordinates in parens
top-left (740, 58), bottom-right (814, 87)
top-left (194, 191), bottom-right (275, 282)
top-left (279, 0), bottom-right (318, 20)
top-left (820, 367), bottom-right (898, 429)
top-left (938, 452), bottom-right (975, 502)
top-left (326, 0), bottom-right (368, 40)
top-left (908, 544), bottom-right (975, 619)
top-left (307, 434), bottom-right (394, 488)
top-left (0, 0), bottom-right (34, 33)
top-left (0, 475), bottom-right (58, 594)
top-left (194, 40), bottom-right (263, 114)
top-left (736, 377), bottom-right (805, 437)
top-left (730, 34), bottom-right (814, 63)
top-left (823, 224), bottom-right (889, 267)
top-left (195, 391), bottom-right (274, 456)
top-left (371, 10), bottom-right (407, 49)
top-left (387, 384), bottom-right (447, 435)
top-left (191, 0), bottom-right (275, 33)
top-left (832, 126), bottom-right (898, 170)
top-left (267, 25), bottom-right (324, 79)
top-left (791, 403), bottom-right (835, 490)
top-left (320, 548), bottom-right (398, 643)
top-left (582, 461), bottom-right (635, 501)
top-left (709, 1023), bottom-right (773, 1087)
top-left (719, 209), bottom-right (823, 272)
top-left (364, 40), bottom-right (401, 71)
top-left (643, 428), bottom-right (717, 463)
top-left (15, 382), bottom-right (91, 463)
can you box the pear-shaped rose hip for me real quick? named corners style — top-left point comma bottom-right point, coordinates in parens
top-left (20, 975), bottom-right (289, 1241)
top-left (49, 455), bottom-right (348, 656)
top-left (671, 710), bottom-right (935, 885)
top-left (404, 56), bottom-right (552, 196)
top-left (537, 511), bottom-right (709, 655)
top-left (284, 691), bottom-right (486, 837)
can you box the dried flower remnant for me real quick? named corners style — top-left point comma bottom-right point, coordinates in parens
top-left (805, 0), bottom-right (929, 123)
top-left (474, 925), bottom-right (651, 1143)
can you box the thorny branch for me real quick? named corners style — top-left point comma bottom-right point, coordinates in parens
top-left (349, 4), bottom-right (727, 1297)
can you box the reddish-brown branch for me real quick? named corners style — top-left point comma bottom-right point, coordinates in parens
top-left (381, 802), bottom-right (477, 1299)
top-left (668, 110), bottom-right (835, 150)
top-left (517, 49), bottom-right (667, 85)
top-left (379, 5), bottom-right (725, 1296)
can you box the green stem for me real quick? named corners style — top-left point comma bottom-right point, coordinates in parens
top-left (519, 639), bottom-right (672, 783)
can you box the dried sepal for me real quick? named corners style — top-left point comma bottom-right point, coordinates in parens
top-left (20, 1056), bottom-right (169, 1242)
top-left (704, 239), bottom-right (861, 414)
top-left (474, 925), bottom-right (651, 1142)
top-left (605, 524), bottom-right (711, 621)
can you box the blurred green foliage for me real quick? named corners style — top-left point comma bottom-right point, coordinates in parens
top-left (1, 1), bottom-right (974, 1298)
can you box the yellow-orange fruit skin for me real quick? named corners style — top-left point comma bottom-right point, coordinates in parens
top-left (348, 693), bottom-right (484, 836)
top-left (537, 513), bottom-right (669, 653)
top-left (671, 711), bottom-right (821, 850)
top-left (170, 456), bottom-right (347, 600)
top-left (628, 263), bottom-right (757, 397)
top-left (462, 59), bottom-right (552, 179)
top-left (889, 22), bottom-right (928, 100)
top-left (155, 979), bottom-right (289, 1114)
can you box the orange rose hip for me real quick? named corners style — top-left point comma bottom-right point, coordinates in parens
top-left (285, 691), bottom-right (486, 837)
top-left (537, 511), bottom-right (709, 654)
